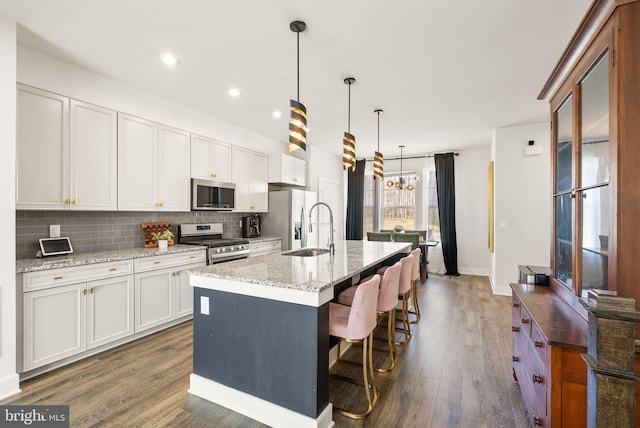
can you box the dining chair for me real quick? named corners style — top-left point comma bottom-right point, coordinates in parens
top-left (393, 232), bottom-right (420, 250)
top-left (367, 232), bottom-right (392, 242)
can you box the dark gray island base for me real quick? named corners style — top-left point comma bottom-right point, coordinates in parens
top-left (187, 240), bottom-right (410, 428)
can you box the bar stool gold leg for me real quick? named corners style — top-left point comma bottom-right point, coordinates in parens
top-left (408, 279), bottom-right (421, 324)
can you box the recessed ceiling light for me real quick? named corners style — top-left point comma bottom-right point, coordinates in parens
top-left (161, 53), bottom-right (178, 66)
top-left (272, 110), bottom-right (282, 118)
top-left (228, 88), bottom-right (241, 98)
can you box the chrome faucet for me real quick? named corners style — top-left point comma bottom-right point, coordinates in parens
top-left (308, 202), bottom-right (335, 255)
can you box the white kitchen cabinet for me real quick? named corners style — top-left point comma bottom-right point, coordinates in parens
top-left (268, 153), bottom-right (306, 186)
top-left (118, 114), bottom-right (190, 211)
top-left (158, 124), bottom-right (191, 211)
top-left (23, 282), bottom-right (86, 371)
top-left (87, 275), bottom-right (134, 349)
top-left (134, 250), bottom-right (206, 333)
top-left (16, 86), bottom-right (118, 211)
top-left (135, 269), bottom-right (173, 332)
top-left (248, 239), bottom-right (282, 257)
top-left (174, 262), bottom-right (203, 317)
top-left (22, 260), bottom-right (136, 371)
top-left (16, 85), bottom-right (69, 210)
top-left (191, 134), bottom-right (232, 182)
top-left (233, 146), bottom-right (268, 212)
top-left (70, 100), bottom-right (118, 210)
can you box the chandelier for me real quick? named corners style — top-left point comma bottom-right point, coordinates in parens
top-left (386, 145), bottom-right (419, 191)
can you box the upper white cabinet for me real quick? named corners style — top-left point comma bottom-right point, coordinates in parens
top-left (70, 100), bottom-right (118, 210)
top-left (16, 85), bottom-right (69, 210)
top-left (16, 86), bottom-right (118, 210)
top-left (118, 113), bottom-right (190, 211)
top-left (232, 147), bottom-right (268, 212)
top-left (191, 134), bottom-right (232, 182)
top-left (268, 153), bottom-right (307, 186)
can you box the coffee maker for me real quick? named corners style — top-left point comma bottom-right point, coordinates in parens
top-left (241, 214), bottom-right (260, 238)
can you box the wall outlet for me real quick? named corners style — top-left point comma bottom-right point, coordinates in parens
top-left (200, 296), bottom-right (210, 315)
top-left (49, 224), bottom-right (61, 238)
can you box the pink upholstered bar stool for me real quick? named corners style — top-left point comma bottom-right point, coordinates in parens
top-left (393, 254), bottom-right (414, 346)
top-left (408, 248), bottom-right (422, 324)
top-left (329, 274), bottom-right (381, 419)
top-left (338, 261), bottom-right (402, 372)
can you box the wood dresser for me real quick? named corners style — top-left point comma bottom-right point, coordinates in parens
top-left (511, 283), bottom-right (588, 427)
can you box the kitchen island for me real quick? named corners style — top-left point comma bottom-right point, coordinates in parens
top-left (187, 240), bottom-right (411, 428)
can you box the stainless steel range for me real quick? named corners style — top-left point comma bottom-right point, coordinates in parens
top-left (178, 223), bottom-right (249, 265)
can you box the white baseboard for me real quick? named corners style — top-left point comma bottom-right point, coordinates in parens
top-left (458, 267), bottom-right (491, 277)
top-left (491, 283), bottom-right (512, 296)
top-left (189, 374), bottom-right (335, 428)
top-left (0, 373), bottom-right (20, 400)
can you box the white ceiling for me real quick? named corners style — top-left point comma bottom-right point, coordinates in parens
top-left (1, 0), bottom-right (592, 158)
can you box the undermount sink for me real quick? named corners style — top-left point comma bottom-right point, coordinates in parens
top-left (282, 248), bottom-right (330, 257)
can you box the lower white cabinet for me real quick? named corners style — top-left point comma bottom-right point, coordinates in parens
top-left (134, 253), bottom-right (206, 333)
top-left (248, 239), bottom-right (282, 257)
top-left (20, 250), bottom-right (205, 374)
top-left (23, 274), bottom-right (134, 371)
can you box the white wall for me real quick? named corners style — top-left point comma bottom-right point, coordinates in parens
top-left (454, 147), bottom-right (492, 276)
top-left (0, 19), bottom-right (19, 400)
top-left (17, 47), bottom-right (283, 154)
top-left (491, 122), bottom-right (551, 295)
top-left (306, 145), bottom-right (343, 194)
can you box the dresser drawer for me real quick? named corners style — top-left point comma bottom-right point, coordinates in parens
top-left (23, 259), bottom-right (134, 292)
top-left (519, 304), bottom-right (533, 338)
top-left (531, 321), bottom-right (548, 366)
top-left (134, 250), bottom-right (206, 273)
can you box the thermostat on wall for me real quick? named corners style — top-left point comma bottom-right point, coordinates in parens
top-left (38, 237), bottom-right (74, 257)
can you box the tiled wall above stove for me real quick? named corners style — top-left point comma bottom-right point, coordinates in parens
top-left (16, 210), bottom-right (247, 260)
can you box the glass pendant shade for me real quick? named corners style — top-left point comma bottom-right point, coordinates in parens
top-left (289, 99), bottom-right (307, 152)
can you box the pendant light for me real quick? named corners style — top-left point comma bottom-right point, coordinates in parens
top-left (289, 20), bottom-right (307, 153)
top-left (373, 109), bottom-right (384, 180)
top-left (342, 77), bottom-right (356, 171)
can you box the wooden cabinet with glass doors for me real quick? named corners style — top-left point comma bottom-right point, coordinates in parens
top-left (541, 0), bottom-right (640, 318)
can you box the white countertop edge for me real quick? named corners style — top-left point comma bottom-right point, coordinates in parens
top-left (189, 274), bottom-right (335, 307)
top-left (189, 374), bottom-right (335, 428)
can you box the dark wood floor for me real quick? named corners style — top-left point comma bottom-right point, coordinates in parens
top-left (2, 274), bottom-right (531, 427)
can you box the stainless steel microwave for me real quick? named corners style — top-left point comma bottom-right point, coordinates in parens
top-left (191, 179), bottom-right (235, 211)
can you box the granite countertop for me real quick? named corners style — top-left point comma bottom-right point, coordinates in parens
top-left (246, 236), bottom-right (282, 243)
top-left (16, 244), bottom-right (206, 274)
top-left (188, 240), bottom-right (410, 294)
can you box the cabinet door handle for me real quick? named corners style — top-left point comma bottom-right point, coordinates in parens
top-left (512, 356), bottom-right (519, 362)
top-left (534, 341), bottom-right (544, 348)
top-left (533, 416), bottom-right (542, 426)
top-left (154, 261), bottom-right (161, 265)
top-left (89, 287), bottom-right (94, 294)
top-left (211, 172), bottom-right (217, 178)
top-left (190, 256), bottom-right (195, 259)
top-left (65, 198), bottom-right (70, 205)
top-left (532, 374), bottom-right (543, 384)
top-left (54, 276), bottom-right (63, 280)
top-left (73, 198), bottom-right (77, 206)
top-left (82, 288), bottom-right (87, 295)
top-left (512, 302), bottom-right (520, 308)
top-left (521, 318), bottom-right (530, 324)
top-left (109, 268), bottom-right (117, 272)
top-left (512, 326), bottom-right (520, 332)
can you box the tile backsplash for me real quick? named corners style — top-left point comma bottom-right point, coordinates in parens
top-left (16, 210), bottom-right (247, 260)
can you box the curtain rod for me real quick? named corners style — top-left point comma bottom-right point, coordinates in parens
top-left (364, 152), bottom-right (460, 161)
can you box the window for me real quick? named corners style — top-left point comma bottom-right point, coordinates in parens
top-left (382, 173), bottom-right (417, 230)
top-left (425, 169), bottom-right (441, 241)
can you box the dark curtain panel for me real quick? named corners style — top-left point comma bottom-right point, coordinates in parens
top-left (346, 159), bottom-right (366, 240)
top-left (434, 153), bottom-right (460, 275)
